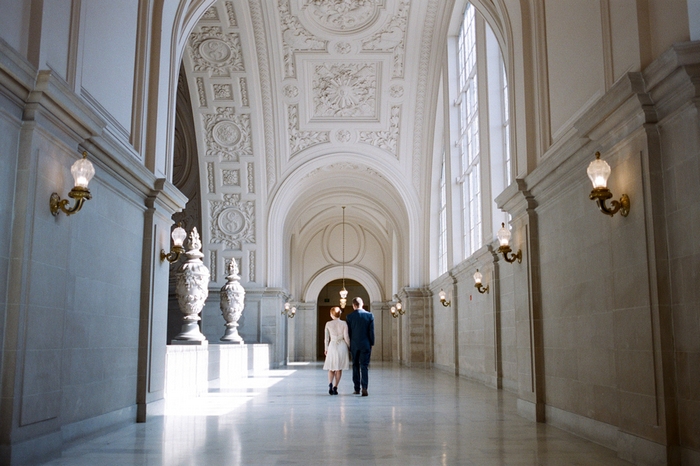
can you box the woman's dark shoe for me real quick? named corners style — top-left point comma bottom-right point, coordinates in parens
top-left (333, 386), bottom-right (338, 395)
top-left (328, 383), bottom-right (334, 395)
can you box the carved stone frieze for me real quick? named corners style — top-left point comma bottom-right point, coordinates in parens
top-left (358, 105), bottom-right (400, 156)
top-left (312, 62), bottom-right (378, 119)
top-left (249, 0), bottom-right (277, 188)
top-left (336, 129), bottom-right (351, 143)
top-left (303, 161), bottom-right (385, 180)
top-left (203, 107), bottom-right (252, 160)
top-left (279, 0), bottom-right (327, 78)
top-left (249, 250), bottom-right (256, 282)
top-left (210, 249), bottom-right (218, 282)
top-left (225, 1), bottom-right (238, 27)
top-left (247, 162), bottom-right (255, 193)
top-left (389, 83), bottom-right (403, 98)
top-left (335, 41), bottom-right (352, 54)
top-left (222, 169), bottom-right (240, 186)
top-left (207, 162), bottom-right (216, 193)
top-left (210, 194), bottom-right (256, 250)
top-left (283, 84), bottom-right (299, 99)
top-left (202, 6), bottom-right (219, 20)
top-left (239, 77), bottom-right (249, 106)
top-left (189, 26), bottom-right (245, 76)
top-left (213, 83), bottom-right (234, 100)
top-left (196, 77), bottom-right (207, 107)
top-left (288, 104), bottom-right (330, 155)
top-left (361, 0), bottom-right (409, 78)
top-left (303, 0), bottom-right (384, 34)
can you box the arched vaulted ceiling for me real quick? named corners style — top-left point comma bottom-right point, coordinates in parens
top-left (178, 0), bottom-right (503, 297)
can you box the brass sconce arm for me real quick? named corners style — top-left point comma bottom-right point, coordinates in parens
top-left (475, 282), bottom-right (489, 294)
top-left (589, 188), bottom-right (630, 217)
top-left (498, 245), bottom-right (522, 264)
top-left (438, 289), bottom-right (451, 307)
top-left (160, 245), bottom-right (185, 263)
top-left (50, 187), bottom-right (92, 216)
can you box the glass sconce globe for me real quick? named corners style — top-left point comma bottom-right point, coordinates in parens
top-left (497, 223), bottom-right (511, 247)
top-left (71, 154), bottom-right (95, 189)
top-left (587, 152), bottom-right (611, 189)
top-left (171, 225), bottom-right (187, 248)
top-left (473, 269), bottom-right (483, 285)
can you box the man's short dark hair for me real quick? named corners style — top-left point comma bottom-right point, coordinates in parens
top-left (352, 297), bottom-right (363, 308)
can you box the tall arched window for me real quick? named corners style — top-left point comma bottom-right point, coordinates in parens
top-left (436, 0), bottom-right (512, 274)
top-left (456, 3), bottom-right (481, 259)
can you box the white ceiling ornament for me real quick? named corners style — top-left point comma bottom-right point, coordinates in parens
top-left (302, 0), bottom-right (385, 34)
top-left (358, 105), bottom-right (401, 156)
top-left (189, 26), bottom-right (245, 76)
top-left (210, 194), bottom-right (256, 250)
top-left (288, 104), bottom-right (330, 155)
top-left (203, 107), bottom-right (252, 160)
top-left (279, 0), bottom-right (327, 78)
top-left (303, 162), bottom-right (385, 180)
top-left (312, 62), bottom-right (378, 119)
top-left (361, 0), bottom-right (409, 78)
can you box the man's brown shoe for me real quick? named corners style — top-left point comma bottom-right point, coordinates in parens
top-left (353, 390), bottom-right (360, 395)
top-left (361, 389), bottom-right (368, 396)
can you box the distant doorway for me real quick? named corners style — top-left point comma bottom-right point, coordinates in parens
top-left (316, 279), bottom-right (369, 361)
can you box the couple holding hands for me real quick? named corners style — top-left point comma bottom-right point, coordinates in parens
top-left (323, 297), bottom-right (374, 396)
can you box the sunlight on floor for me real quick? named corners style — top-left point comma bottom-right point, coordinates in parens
top-left (164, 369), bottom-right (296, 417)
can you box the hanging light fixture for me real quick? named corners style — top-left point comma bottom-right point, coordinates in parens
top-left (339, 206), bottom-right (348, 308)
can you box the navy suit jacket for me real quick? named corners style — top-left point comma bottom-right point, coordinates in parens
top-left (346, 308), bottom-right (375, 353)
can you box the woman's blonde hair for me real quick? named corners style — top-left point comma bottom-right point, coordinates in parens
top-left (330, 307), bottom-right (342, 319)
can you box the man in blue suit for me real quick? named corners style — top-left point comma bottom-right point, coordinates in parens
top-left (346, 297), bottom-right (374, 396)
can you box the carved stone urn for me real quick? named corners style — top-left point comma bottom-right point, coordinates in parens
top-left (220, 258), bottom-right (245, 343)
top-left (173, 227), bottom-right (209, 342)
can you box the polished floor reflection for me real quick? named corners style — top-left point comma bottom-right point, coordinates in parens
top-left (39, 363), bottom-right (631, 465)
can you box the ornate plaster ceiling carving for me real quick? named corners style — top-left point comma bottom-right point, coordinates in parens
top-left (301, 0), bottom-right (385, 35)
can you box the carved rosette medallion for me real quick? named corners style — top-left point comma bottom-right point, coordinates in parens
top-left (303, 0), bottom-right (384, 34)
top-left (203, 108), bottom-right (252, 160)
top-left (189, 26), bottom-right (244, 76)
top-left (335, 129), bottom-right (352, 143)
top-left (312, 62), bottom-right (378, 119)
top-left (389, 84), bottom-right (403, 98)
top-left (283, 84), bottom-right (299, 99)
top-left (173, 228), bottom-right (209, 341)
top-left (210, 194), bottom-right (255, 250)
top-left (335, 41), bottom-right (352, 54)
top-left (220, 258), bottom-right (245, 343)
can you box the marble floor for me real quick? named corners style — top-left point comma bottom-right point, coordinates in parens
top-left (38, 363), bottom-right (632, 465)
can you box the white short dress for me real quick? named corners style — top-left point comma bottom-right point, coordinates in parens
top-left (323, 319), bottom-right (350, 371)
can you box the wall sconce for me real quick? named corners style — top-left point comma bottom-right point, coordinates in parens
top-left (390, 294), bottom-right (405, 318)
top-left (473, 269), bottom-right (489, 294)
top-left (438, 289), bottom-right (451, 307)
top-left (50, 151), bottom-right (95, 216)
top-left (282, 302), bottom-right (296, 318)
top-left (497, 223), bottom-right (522, 264)
top-left (160, 224), bottom-right (187, 263)
top-left (587, 151), bottom-right (630, 217)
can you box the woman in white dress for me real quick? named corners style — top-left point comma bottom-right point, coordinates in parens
top-left (323, 306), bottom-right (350, 395)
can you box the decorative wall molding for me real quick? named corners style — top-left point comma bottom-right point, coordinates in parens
top-left (302, 0), bottom-right (384, 34)
top-left (207, 162), bottom-right (216, 193)
top-left (225, 1), bottom-right (238, 27)
top-left (249, 250), bottom-right (256, 282)
top-left (311, 61), bottom-right (379, 119)
top-left (239, 77), bottom-right (249, 106)
top-left (411, 0), bottom-right (439, 188)
top-left (213, 83), bottom-right (234, 100)
top-left (358, 105), bottom-right (400, 156)
top-left (189, 26), bottom-right (245, 76)
top-left (361, 0), bottom-right (410, 78)
top-left (279, 0), bottom-right (327, 78)
top-left (288, 104), bottom-right (330, 154)
top-left (222, 169), bottom-right (240, 186)
top-left (203, 107), bottom-right (253, 160)
top-left (247, 162), bottom-right (255, 193)
top-left (196, 78), bottom-right (207, 107)
top-left (210, 194), bottom-right (256, 250)
top-left (249, 0), bottom-right (277, 189)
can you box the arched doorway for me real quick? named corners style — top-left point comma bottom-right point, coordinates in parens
top-left (316, 279), bottom-right (369, 361)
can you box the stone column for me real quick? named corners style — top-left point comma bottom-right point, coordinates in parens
top-left (172, 228), bottom-right (209, 343)
top-left (220, 258), bottom-right (245, 343)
